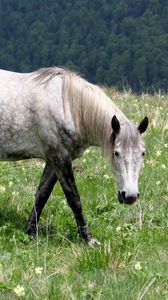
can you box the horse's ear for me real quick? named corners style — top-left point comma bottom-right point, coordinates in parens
top-left (111, 115), bottom-right (120, 134)
top-left (138, 116), bottom-right (149, 134)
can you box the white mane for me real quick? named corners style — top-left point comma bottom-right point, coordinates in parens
top-left (34, 67), bottom-right (137, 152)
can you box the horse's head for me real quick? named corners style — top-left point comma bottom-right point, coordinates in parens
top-left (111, 115), bottom-right (148, 205)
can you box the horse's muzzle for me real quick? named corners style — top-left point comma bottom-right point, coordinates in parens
top-left (118, 191), bottom-right (139, 205)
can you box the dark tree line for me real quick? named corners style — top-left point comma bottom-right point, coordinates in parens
top-left (0, 0), bottom-right (168, 92)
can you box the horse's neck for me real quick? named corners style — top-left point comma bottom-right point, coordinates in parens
top-left (64, 74), bottom-right (127, 149)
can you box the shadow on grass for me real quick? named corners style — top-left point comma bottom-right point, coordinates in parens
top-left (0, 207), bottom-right (27, 230)
top-left (0, 206), bottom-right (78, 244)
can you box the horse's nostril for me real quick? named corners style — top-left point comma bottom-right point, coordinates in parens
top-left (121, 191), bottom-right (126, 199)
top-left (137, 193), bottom-right (140, 198)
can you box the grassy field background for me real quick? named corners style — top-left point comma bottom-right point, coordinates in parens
top-left (0, 90), bottom-right (167, 299)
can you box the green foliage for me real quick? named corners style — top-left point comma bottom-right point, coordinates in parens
top-left (0, 91), bottom-right (168, 299)
top-left (0, 0), bottom-right (168, 91)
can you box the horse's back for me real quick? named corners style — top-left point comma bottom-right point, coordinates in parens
top-left (0, 69), bottom-right (77, 161)
top-left (0, 69), bottom-right (46, 160)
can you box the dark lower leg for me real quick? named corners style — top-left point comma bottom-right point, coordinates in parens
top-left (76, 218), bottom-right (93, 242)
top-left (67, 195), bottom-right (92, 241)
top-left (57, 159), bottom-right (92, 242)
top-left (27, 162), bottom-right (57, 234)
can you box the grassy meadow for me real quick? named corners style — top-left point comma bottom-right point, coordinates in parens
top-left (0, 90), bottom-right (167, 299)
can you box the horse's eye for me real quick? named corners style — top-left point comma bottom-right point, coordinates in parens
top-left (114, 151), bottom-right (120, 157)
top-left (142, 152), bottom-right (146, 157)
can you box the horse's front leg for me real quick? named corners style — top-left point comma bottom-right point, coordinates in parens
top-left (56, 157), bottom-right (99, 245)
top-left (27, 161), bottom-right (57, 234)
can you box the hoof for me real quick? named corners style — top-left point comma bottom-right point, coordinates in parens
top-left (88, 238), bottom-right (101, 246)
top-left (26, 224), bottom-right (37, 235)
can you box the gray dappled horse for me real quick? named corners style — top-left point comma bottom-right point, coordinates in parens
top-left (0, 67), bottom-right (148, 245)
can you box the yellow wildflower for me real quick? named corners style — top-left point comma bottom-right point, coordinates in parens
top-left (9, 181), bottom-right (13, 187)
top-left (156, 150), bottom-right (161, 157)
top-left (35, 267), bottom-right (43, 275)
top-left (85, 149), bottom-right (90, 154)
top-left (116, 226), bottom-right (121, 232)
top-left (14, 285), bottom-right (25, 297)
top-left (134, 261), bottom-right (142, 271)
top-left (104, 174), bottom-right (109, 179)
top-left (0, 185), bottom-right (5, 192)
top-left (146, 159), bottom-right (156, 167)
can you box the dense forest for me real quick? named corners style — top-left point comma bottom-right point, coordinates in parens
top-left (0, 0), bottom-right (168, 92)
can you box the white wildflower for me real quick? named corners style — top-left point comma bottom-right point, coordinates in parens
top-left (161, 164), bottom-right (166, 169)
top-left (12, 191), bottom-right (19, 197)
top-left (87, 281), bottom-right (95, 289)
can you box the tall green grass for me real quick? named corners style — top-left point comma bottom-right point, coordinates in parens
top-left (0, 91), bottom-right (167, 299)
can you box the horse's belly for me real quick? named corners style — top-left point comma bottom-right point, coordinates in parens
top-left (0, 131), bottom-right (45, 161)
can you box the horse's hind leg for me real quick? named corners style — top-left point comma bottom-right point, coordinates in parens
top-left (56, 157), bottom-right (97, 244)
top-left (27, 162), bottom-right (57, 234)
